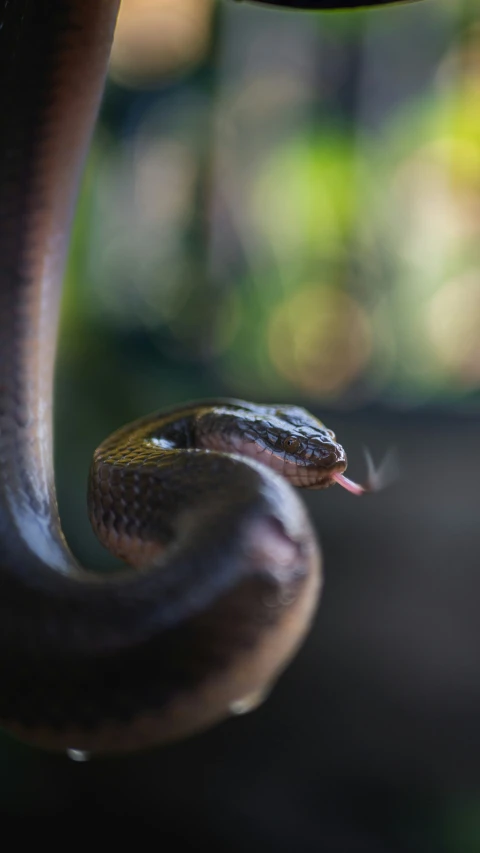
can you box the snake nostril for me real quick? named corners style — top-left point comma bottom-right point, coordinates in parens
top-left (310, 441), bottom-right (345, 465)
top-left (325, 444), bottom-right (346, 467)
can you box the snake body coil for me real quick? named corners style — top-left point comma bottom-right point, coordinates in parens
top-left (0, 1), bottom-right (356, 754)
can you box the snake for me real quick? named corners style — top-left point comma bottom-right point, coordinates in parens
top-left (0, 0), bottom-right (389, 755)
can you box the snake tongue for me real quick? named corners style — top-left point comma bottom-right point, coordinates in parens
top-left (332, 473), bottom-right (365, 496)
top-left (332, 448), bottom-right (398, 496)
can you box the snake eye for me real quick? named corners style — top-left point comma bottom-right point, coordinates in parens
top-left (283, 436), bottom-right (300, 452)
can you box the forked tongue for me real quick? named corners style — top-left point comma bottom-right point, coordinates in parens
top-left (332, 449), bottom-right (397, 496)
top-left (332, 473), bottom-right (366, 495)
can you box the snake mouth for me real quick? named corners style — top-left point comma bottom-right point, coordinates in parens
top-left (299, 460), bottom-right (347, 490)
top-left (271, 456), bottom-right (347, 490)
top-left (246, 441), bottom-right (349, 490)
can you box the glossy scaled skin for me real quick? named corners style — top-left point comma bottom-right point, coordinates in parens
top-left (89, 399), bottom-right (348, 567)
top-left (0, 1), bottom-right (362, 754)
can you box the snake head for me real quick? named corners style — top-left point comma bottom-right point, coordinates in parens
top-left (255, 405), bottom-right (348, 489)
top-left (195, 403), bottom-right (348, 489)
top-left (194, 401), bottom-right (395, 495)
top-left (236, 405), bottom-right (396, 496)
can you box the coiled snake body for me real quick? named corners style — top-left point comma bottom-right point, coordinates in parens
top-left (0, 1), bottom-right (367, 754)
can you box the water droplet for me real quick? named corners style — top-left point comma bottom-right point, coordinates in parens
top-left (229, 688), bottom-right (268, 716)
top-left (66, 748), bottom-right (90, 762)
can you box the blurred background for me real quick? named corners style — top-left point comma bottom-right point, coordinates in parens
top-left (4, 0), bottom-right (480, 848)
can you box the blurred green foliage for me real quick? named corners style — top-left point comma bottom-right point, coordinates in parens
top-left (51, 0), bottom-right (480, 570)
top-left (60, 0), bottom-right (480, 410)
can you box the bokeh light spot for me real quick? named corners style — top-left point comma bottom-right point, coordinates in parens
top-left (426, 272), bottom-right (480, 388)
top-left (268, 285), bottom-right (372, 397)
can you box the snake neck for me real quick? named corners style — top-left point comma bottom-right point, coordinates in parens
top-left (0, 0), bottom-right (121, 573)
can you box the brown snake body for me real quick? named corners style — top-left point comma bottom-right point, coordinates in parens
top-left (0, 0), bottom-right (387, 754)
